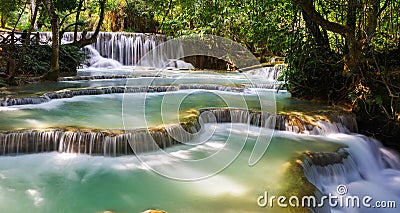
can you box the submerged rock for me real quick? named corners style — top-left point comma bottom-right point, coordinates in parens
top-left (142, 210), bottom-right (167, 213)
top-left (164, 59), bottom-right (194, 70)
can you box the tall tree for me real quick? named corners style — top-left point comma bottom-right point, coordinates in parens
top-left (293, 0), bottom-right (389, 76)
top-left (42, 0), bottom-right (60, 81)
top-left (42, 0), bottom-right (107, 81)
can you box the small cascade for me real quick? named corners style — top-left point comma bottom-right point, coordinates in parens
top-left (0, 129), bottom-right (131, 156)
top-left (244, 84), bottom-right (280, 90)
top-left (301, 150), bottom-right (362, 190)
top-left (0, 123), bottom-right (200, 156)
top-left (1, 84), bottom-right (256, 107)
top-left (199, 108), bottom-right (275, 128)
top-left (164, 59), bottom-right (195, 70)
top-left (300, 135), bottom-right (400, 212)
top-left (0, 86), bottom-right (179, 106)
top-left (82, 45), bottom-right (122, 68)
top-left (178, 84), bottom-right (244, 92)
top-left (59, 75), bottom-right (132, 81)
top-left (276, 113), bottom-right (358, 135)
top-left (245, 65), bottom-right (285, 81)
top-left (200, 108), bottom-right (358, 135)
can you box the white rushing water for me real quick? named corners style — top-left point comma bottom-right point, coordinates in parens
top-left (302, 134), bottom-right (400, 213)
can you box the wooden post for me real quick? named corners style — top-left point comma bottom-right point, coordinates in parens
top-left (36, 31), bottom-right (40, 44)
top-left (11, 32), bottom-right (15, 45)
top-left (7, 59), bottom-right (16, 77)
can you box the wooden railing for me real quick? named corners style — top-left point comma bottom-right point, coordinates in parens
top-left (0, 31), bottom-right (41, 45)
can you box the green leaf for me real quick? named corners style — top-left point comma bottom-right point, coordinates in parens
top-left (375, 95), bottom-right (383, 106)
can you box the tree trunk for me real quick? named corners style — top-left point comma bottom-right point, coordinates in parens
top-left (343, 37), bottom-right (364, 76)
top-left (301, 3), bottom-right (330, 48)
top-left (43, 0), bottom-right (60, 81)
top-left (31, 0), bottom-right (38, 31)
top-left (74, 0), bottom-right (84, 42)
top-left (0, 14), bottom-right (5, 28)
top-left (16, 0), bottom-right (40, 75)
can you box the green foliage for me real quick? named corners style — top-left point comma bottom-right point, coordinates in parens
top-left (22, 44), bottom-right (85, 76)
top-left (101, 0), bottom-right (293, 57)
top-left (0, 0), bottom-right (17, 16)
top-left (59, 45), bottom-right (86, 72)
top-left (155, 0), bottom-right (294, 57)
top-left (0, 0), bottom-right (20, 28)
top-left (285, 42), bottom-right (345, 102)
top-left (53, 0), bottom-right (78, 12)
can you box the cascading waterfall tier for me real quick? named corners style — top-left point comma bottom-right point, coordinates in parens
top-left (42, 32), bottom-right (285, 78)
top-left (0, 108), bottom-right (358, 156)
top-left (0, 86), bottom-right (178, 106)
top-left (297, 135), bottom-right (400, 212)
top-left (0, 83), bottom-right (282, 107)
top-left (37, 32), bottom-right (190, 68)
top-left (0, 121), bottom-right (200, 156)
top-left (200, 108), bottom-right (358, 135)
top-left (245, 65), bottom-right (286, 81)
top-left (301, 135), bottom-right (400, 187)
top-left (61, 32), bottom-right (167, 66)
top-left (62, 32), bottom-right (188, 68)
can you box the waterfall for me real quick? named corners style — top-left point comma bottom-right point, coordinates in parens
top-left (301, 150), bottom-right (362, 190)
top-left (199, 108), bottom-right (356, 135)
top-left (199, 108), bottom-right (275, 129)
top-left (0, 123), bottom-right (200, 156)
top-left (245, 83), bottom-right (281, 89)
top-left (61, 32), bottom-right (166, 66)
top-left (245, 65), bottom-right (285, 81)
top-left (32, 32), bottom-right (193, 69)
top-left (0, 86), bottom-right (179, 106)
top-left (0, 107), bottom-right (358, 156)
top-left (300, 135), bottom-right (400, 212)
top-left (82, 45), bottom-right (123, 68)
top-left (62, 32), bottom-right (191, 69)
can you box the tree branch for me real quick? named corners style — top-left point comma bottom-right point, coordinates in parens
top-left (60, 22), bottom-right (85, 39)
top-left (70, 0), bottom-right (106, 48)
top-left (378, 0), bottom-right (391, 17)
top-left (60, 7), bottom-right (86, 28)
top-left (293, 0), bottom-right (353, 37)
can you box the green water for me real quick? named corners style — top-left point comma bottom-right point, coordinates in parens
top-left (1, 71), bottom-right (274, 98)
top-left (0, 124), bottom-right (340, 213)
top-left (0, 90), bottom-right (271, 131)
top-left (0, 70), bottom-right (341, 212)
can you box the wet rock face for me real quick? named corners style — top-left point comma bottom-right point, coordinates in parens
top-left (300, 151), bottom-right (349, 167)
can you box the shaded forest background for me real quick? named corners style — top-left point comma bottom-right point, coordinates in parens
top-left (0, 0), bottom-right (399, 148)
